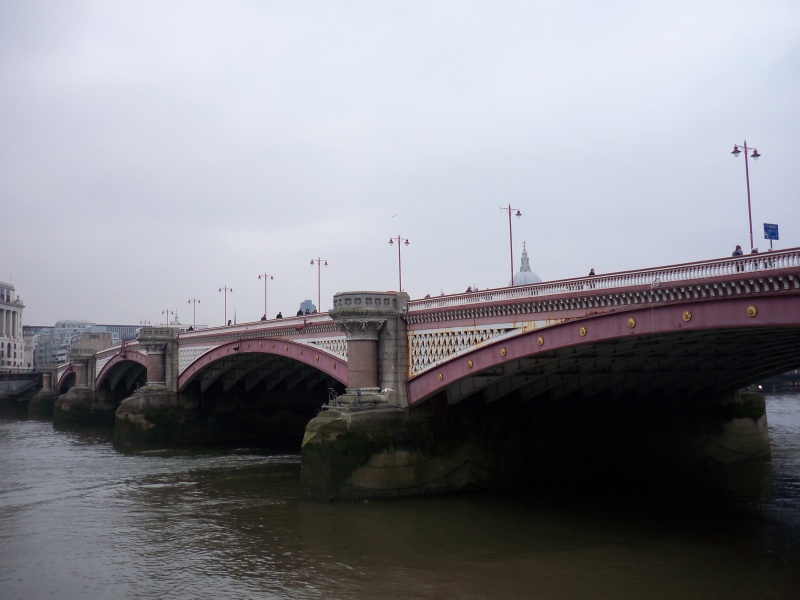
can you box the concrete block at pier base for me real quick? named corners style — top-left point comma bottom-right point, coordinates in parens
top-left (114, 387), bottom-right (205, 448)
top-left (299, 389), bottom-right (772, 502)
top-left (300, 405), bottom-right (492, 502)
top-left (28, 390), bottom-right (57, 418)
top-left (54, 386), bottom-right (117, 426)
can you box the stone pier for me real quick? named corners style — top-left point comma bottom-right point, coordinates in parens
top-left (54, 348), bottom-right (117, 425)
top-left (114, 327), bottom-right (200, 447)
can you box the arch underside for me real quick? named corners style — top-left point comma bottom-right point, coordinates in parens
top-left (98, 360), bottom-right (147, 393)
top-left (410, 298), bottom-right (800, 407)
top-left (179, 343), bottom-right (347, 393)
top-left (96, 354), bottom-right (147, 391)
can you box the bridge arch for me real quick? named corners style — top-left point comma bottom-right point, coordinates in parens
top-left (55, 367), bottom-right (75, 395)
top-left (178, 339), bottom-right (347, 393)
top-left (408, 295), bottom-right (800, 407)
top-left (96, 352), bottom-right (148, 389)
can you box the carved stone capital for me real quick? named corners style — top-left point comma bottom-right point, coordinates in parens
top-left (141, 342), bottom-right (167, 355)
top-left (335, 318), bottom-right (387, 341)
top-left (330, 291), bottom-right (404, 340)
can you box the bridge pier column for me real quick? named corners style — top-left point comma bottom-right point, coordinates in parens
top-left (29, 364), bottom-right (58, 418)
top-left (303, 291), bottom-right (435, 500)
top-left (326, 290), bottom-right (409, 407)
top-left (115, 327), bottom-right (204, 447)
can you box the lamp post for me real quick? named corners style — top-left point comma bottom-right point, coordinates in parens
top-left (218, 286), bottom-right (233, 325)
top-left (187, 298), bottom-right (200, 329)
top-left (501, 204), bottom-right (522, 285)
top-left (139, 320), bottom-right (151, 327)
top-left (731, 141), bottom-right (761, 251)
top-left (310, 258), bottom-right (328, 312)
top-left (162, 309), bottom-right (174, 325)
top-left (388, 235), bottom-right (410, 292)
top-left (257, 273), bottom-right (274, 319)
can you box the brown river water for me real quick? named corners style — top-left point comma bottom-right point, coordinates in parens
top-left (2, 392), bottom-right (800, 599)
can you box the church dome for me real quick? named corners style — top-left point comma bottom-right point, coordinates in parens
top-left (509, 242), bottom-right (542, 286)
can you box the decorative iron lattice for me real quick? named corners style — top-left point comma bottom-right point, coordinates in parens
top-left (409, 327), bottom-right (517, 375)
top-left (308, 337), bottom-right (348, 360)
top-left (179, 346), bottom-right (213, 373)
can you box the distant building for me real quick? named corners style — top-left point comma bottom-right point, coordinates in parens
top-left (24, 320), bottom-right (142, 367)
top-left (299, 299), bottom-right (317, 314)
top-left (509, 242), bottom-right (543, 286)
top-left (0, 281), bottom-right (25, 372)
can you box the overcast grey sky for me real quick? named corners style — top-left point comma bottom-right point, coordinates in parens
top-left (3, 0), bottom-right (799, 327)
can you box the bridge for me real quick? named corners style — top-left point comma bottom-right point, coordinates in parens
top-left (41, 248), bottom-right (800, 500)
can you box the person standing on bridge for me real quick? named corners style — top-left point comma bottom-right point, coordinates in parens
top-left (732, 244), bottom-right (743, 256)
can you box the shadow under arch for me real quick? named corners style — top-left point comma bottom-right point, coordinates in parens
top-left (408, 295), bottom-right (800, 407)
top-left (178, 338), bottom-right (348, 392)
top-left (95, 351), bottom-right (148, 390)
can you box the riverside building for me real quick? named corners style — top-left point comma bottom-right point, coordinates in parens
top-left (0, 282), bottom-right (25, 372)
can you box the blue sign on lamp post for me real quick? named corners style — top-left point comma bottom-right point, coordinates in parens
top-left (764, 223), bottom-right (779, 249)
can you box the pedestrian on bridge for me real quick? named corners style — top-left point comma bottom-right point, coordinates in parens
top-left (732, 245), bottom-right (743, 256)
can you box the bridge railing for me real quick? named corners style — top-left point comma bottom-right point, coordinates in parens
top-left (407, 247), bottom-right (800, 312)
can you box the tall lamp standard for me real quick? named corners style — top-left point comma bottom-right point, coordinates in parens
top-left (162, 309), bottom-right (174, 325)
top-left (218, 286), bottom-right (233, 325)
top-left (388, 235), bottom-right (410, 292)
top-left (731, 141), bottom-right (761, 251)
top-left (310, 258), bottom-right (328, 312)
top-left (187, 298), bottom-right (201, 329)
top-left (257, 273), bottom-right (274, 319)
top-left (501, 205), bottom-right (522, 285)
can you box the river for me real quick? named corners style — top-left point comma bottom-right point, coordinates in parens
top-left (1, 392), bottom-right (800, 599)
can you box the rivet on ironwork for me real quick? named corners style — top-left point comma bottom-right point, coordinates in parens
top-left (747, 305), bottom-right (757, 318)
top-left (580, 326), bottom-right (587, 337)
top-left (628, 318), bottom-right (636, 329)
top-left (468, 359), bottom-right (473, 368)
top-left (500, 348), bottom-right (507, 356)
top-left (683, 311), bottom-right (692, 322)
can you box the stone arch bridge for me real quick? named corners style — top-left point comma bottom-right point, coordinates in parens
top-left (48, 249), bottom-right (800, 500)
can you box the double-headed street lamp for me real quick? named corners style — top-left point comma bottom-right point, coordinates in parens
top-left (257, 273), bottom-right (274, 319)
top-left (389, 235), bottom-right (410, 292)
top-left (501, 205), bottom-right (522, 285)
top-left (162, 309), bottom-right (174, 325)
top-left (731, 140), bottom-right (762, 251)
top-left (187, 297), bottom-right (201, 329)
top-left (310, 258), bottom-right (328, 312)
top-left (219, 286), bottom-right (233, 325)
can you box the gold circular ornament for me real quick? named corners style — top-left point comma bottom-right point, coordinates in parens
top-left (438, 373), bottom-right (443, 381)
top-left (500, 348), bottom-right (507, 356)
top-left (627, 318), bottom-right (636, 329)
top-left (579, 326), bottom-right (587, 337)
top-left (300, 350), bottom-right (304, 356)
top-left (284, 345), bottom-right (289, 351)
top-left (315, 355), bottom-right (319, 362)
top-left (537, 336), bottom-right (544, 346)
top-left (683, 311), bottom-right (692, 322)
top-left (747, 305), bottom-right (757, 318)
top-left (467, 359), bottom-right (473, 368)
top-left (332, 363), bottom-right (337, 370)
